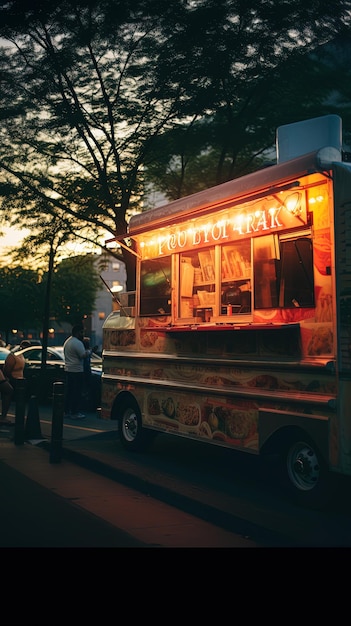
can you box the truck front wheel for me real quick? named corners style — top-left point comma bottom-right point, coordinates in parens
top-left (118, 400), bottom-right (154, 452)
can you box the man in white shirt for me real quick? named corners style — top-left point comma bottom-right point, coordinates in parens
top-left (63, 324), bottom-right (91, 420)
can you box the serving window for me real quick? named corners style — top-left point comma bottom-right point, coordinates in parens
top-left (278, 236), bottom-right (314, 308)
top-left (221, 241), bottom-right (251, 315)
top-left (137, 227), bottom-right (314, 320)
top-left (179, 248), bottom-right (216, 320)
top-left (253, 232), bottom-right (314, 309)
top-left (175, 230), bottom-right (314, 322)
top-left (139, 257), bottom-right (172, 316)
top-left (178, 242), bottom-right (252, 321)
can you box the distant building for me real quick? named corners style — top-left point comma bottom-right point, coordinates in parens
top-left (91, 251), bottom-right (127, 351)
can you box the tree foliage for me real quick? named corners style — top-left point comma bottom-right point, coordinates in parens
top-left (145, 23), bottom-right (351, 200)
top-left (0, 266), bottom-right (42, 341)
top-left (0, 0), bottom-right (350, 286)
top-left (48, 254), bottom-right (101, 325)
top-left (0, 255), bottom-right (100, 340)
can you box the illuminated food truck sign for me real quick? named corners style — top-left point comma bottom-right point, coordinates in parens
top-left (139, 187), bottom-right (307, 259)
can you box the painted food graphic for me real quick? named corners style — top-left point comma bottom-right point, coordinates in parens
top-left (147, 393), bottom-right (200, 427)
top-left (162, 397), bottom-right (175, 419)
top-left (200, 404), bottom-right (257, 443)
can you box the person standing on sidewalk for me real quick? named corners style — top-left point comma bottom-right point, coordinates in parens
top-left (0, 368), bottom-right (14, 425)
top-left (3, 339), bottom-right (31, 400)
top-left (63, 324), bottom-right (91, 420)
top-left (82, 336), bottom-right (93, 411)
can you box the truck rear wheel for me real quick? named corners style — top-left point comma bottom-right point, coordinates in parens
top-left (282, 436), bottom-right (330, 508)
top-left (118, 400), bottom-right (154, 452)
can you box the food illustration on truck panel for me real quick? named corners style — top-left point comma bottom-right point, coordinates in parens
top-left (146, 391), bottom-right (257, 446)
top-left (147, 393), bottom-right (200, 428)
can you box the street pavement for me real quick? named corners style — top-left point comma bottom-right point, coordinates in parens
top-left (0, 456), bottom-right (145, 547)
top-left (0, 402), bottom-right (259, 548)
top-left (4, 400), bottom-right (349, 548)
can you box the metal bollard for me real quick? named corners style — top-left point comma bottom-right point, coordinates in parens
top-left (14, 378), bottom-right (27, 446)
top-left (50, 381), bottom-right (64, 464)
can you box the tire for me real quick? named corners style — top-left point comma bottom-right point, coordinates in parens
top-left (118, 400), bottom-right (155, 452)
top-left (282, 436), bottom-right (331, 509)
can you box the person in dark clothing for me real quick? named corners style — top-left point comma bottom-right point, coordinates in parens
top-left (63, 324), bottom-right (91, 420)
top-left (81, 336), bottom-right (99, 410)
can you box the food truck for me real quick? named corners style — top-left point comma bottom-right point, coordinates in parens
top-left (101, 115), bottom-right (351, 506)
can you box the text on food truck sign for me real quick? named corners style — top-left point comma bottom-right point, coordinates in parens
top-left (139, 190), bottom-right (308, 259)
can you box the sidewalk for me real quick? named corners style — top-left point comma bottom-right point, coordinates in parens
top-left (3, 402), bottom-right (347, 547)
top-left (0, 406), bottom-right (258, 548)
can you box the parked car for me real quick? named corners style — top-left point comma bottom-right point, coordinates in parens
top-left (10, 339), bottom-right (42, 352)
top-left (13, 345), bottom-right (101, 410)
